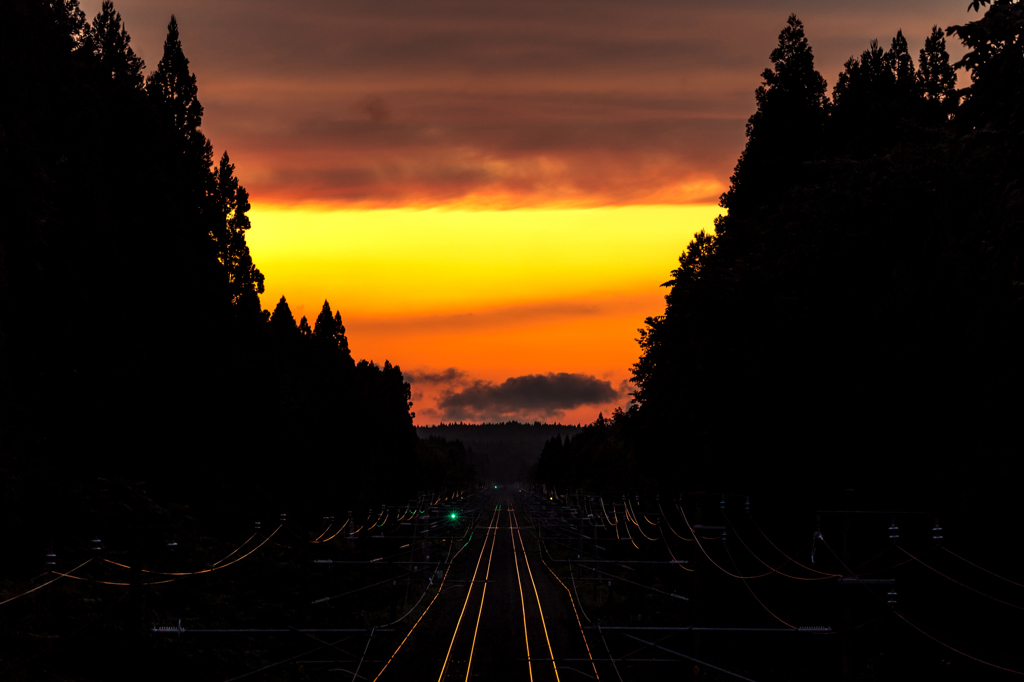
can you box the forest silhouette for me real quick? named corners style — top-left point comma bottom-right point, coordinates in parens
top-left (0, 0), bottom-right (469, 565)
top-left (2, 1), bottom-right (1024, 679)
top-left (535, 6), bottom-right (1023, 516)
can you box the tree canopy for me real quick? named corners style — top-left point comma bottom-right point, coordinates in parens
top-left (543, 8), bottom-right (1023, 519)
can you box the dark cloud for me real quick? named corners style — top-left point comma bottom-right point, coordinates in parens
top-left (89, 0), bottom-right (971, 206)
top-left (437, 372), bottom-right (622, 422)
top-left (235, 116), bottom-right (739, 205)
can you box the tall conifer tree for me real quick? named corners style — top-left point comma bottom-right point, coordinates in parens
top-left (213, 151), bottom-right (264, 309)
top-left (334, 310), bottom-right (353, 363)
top-left (88, 1), bottom-right (144, 89)
top-left (270, 296), bottom-right (297, 335)
top-left (146, 16), bottom-right (213, 173)
top-left (313, 301), bottom-right (337, 345)
top-left (886, 30), bottom-right (917, 89)
top-left (719, 15), bottom-right (827, 225)
top-left (918, 26), bottom-right (957, 107)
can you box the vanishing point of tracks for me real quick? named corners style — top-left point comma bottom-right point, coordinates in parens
top-left (382, 491), bottom-right (598, 682)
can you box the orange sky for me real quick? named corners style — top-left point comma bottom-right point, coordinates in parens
top-left (246, 205), bottom-right (723, 423)
top-left (82, 0), bottom-right (974, 423)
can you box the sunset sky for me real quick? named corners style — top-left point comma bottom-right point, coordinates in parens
top-left (84, 0), bottom-right (971, 424)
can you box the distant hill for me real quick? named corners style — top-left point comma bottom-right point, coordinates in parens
top-left (417, 422), bottom-right (584, 483)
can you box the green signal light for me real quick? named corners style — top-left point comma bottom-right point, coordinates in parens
top-left (449, 512), bottom-right (457, 520)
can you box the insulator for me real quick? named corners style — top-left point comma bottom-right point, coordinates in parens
top-left (90, 537), bottom-right (102, 551)
top-left (280, 512), bottom-right (287, 523)
top-left (720, 495), bottom-right (726, 510)
top-left (166, 540), bottom-right (177, 549)
top-left (254, 521), bottom-right (261, 531)
top-left (45, 551), bottom-right (56, 567)
top-left (932, 519), bottom-right (943, 541)
top-left (888, 519), bottom-right (899, 540)
top-left (745, 496), bottom-right (751, 512)
top-left (887, 588), bottom-right (897, 606)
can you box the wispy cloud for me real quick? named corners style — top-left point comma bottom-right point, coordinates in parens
top-left (349, 296), bottom-right (659, 335)
top-left (405, 367), bottom-right (468, 385)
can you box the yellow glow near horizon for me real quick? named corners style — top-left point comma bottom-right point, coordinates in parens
top-left (247, 204), bottom-right (722, 319)
top-left (246, 203), bottom-right (721, 424)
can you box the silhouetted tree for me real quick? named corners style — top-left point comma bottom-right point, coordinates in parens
top-left (213, 151), bottom-right (264, 311)
top-left (333, 310), bottom-right (353, 362)
top-left (831, 30), bottom-right (935, 155)
top-left (948, 0), bottom-right (1024, 130)
top-left (313, 300), bottom-right (337, 345)
top-left (918, 25), bottom-right (957, 110)
top-left (885, 30), bottom-right (916, 90)
top-left (719, 14), bottom-right (828, 227)
top-left (146, 16), bottom-right (212, 170)
top-left (86, 1), bottom-right (144, 89)
top-left (628, 7), bottom-right (1023, 507)
top-left (48, 0), bottom-right (89, 49)
top-left (298, 315), bottom-right (312, 337)
top-left (270, 296), bottom-right (297, 335)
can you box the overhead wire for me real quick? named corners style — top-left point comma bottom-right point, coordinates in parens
top-left (722, 540), bottom-right (796, 629)
top-left (100, 525), bottom-right (282, 577)
top-left (820, 537), bottom-right (1024, 676)
top-left (658, 502), bottom-right (693, 541)
top-left (625, 501), bottom-right (659, 542)
top-left (941, 546), bottom-right (1024, 590)
top-left (599, 498), bottom-right (617, 526)
top-left (596, 624), bottom-right (624, 682)
top-left (661, 535), bottom-right (695, 572)
top-left (619, 507), bottom-right (640, 550)
top-left (897, 545), bottom-right (1024, 611)
top-left (52, 569), bottom-right (178, 587)
top-left (212, 532), bottom-right (259, 565)
top-left (723, 513), bottom-right (839, 581)
top-left (539, 549), bottom-right (601, 681)
top-left (675, 503), bottom-right (725, 540)
top-left (621, 634), bottom-right (762, 682)
top-left (678, 506), bottom-right (773, 580)
top-left (313, 518), bottom-right (352, 544)
top-left (222, 634), bottom-right (356, 682)
top-left (0, 559), bottom-right (92, 606)
top-left (748, 516), bottom-right (835, 577)
top-left (311, 521), bottom-right (334, 543)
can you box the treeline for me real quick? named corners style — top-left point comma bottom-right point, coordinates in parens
top-left (0, 0), bottom-right (455, 570)
top-left (418, 421), bottom-right (583, 483)
top-left (535, 3), bottom-right (1024, 513)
